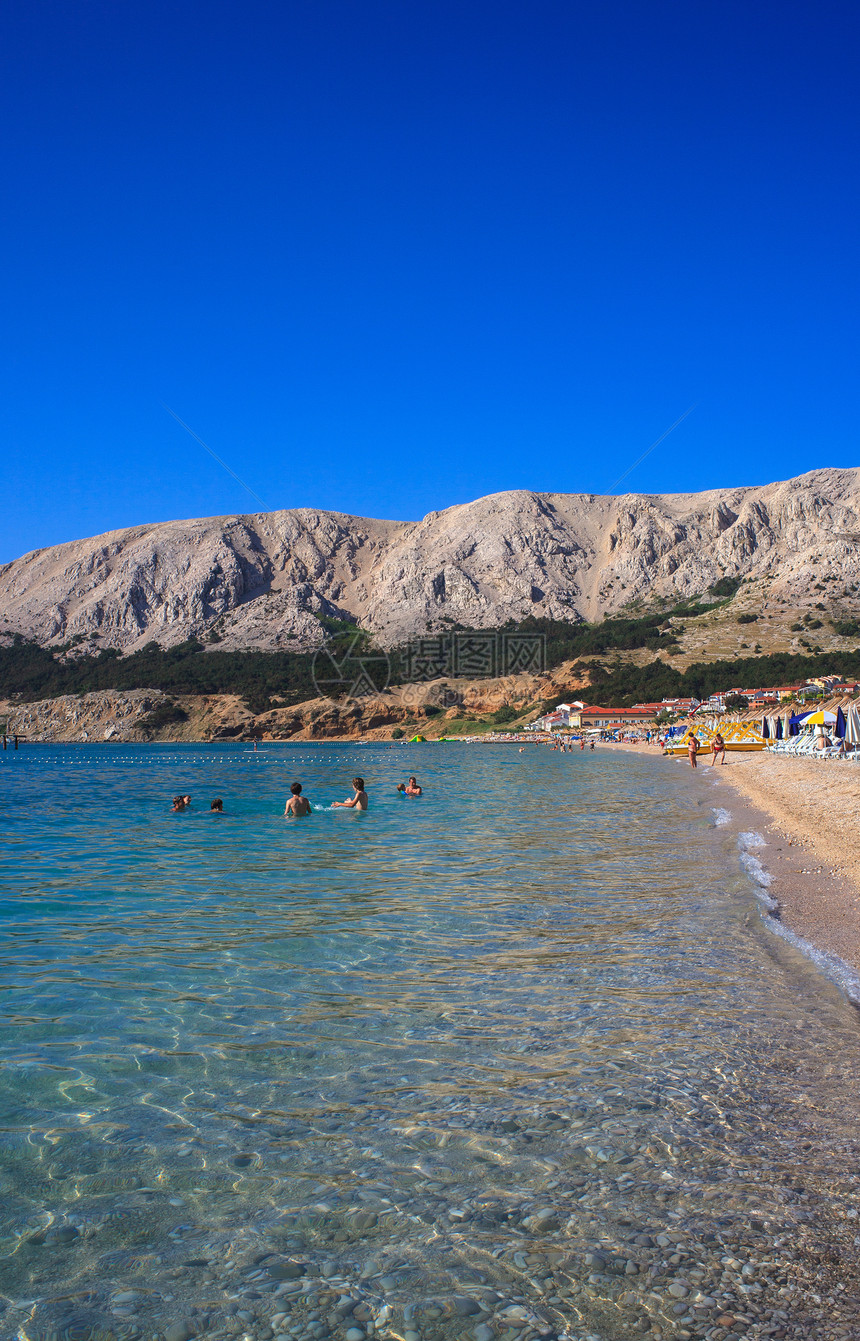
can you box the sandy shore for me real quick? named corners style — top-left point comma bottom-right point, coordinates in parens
top-left (605, 741), bottom-right (860, 980)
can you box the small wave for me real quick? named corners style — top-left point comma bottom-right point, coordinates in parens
top-left (763, 916), bottom-right (860, 1006)
top-left (712, 807), bottom-right (732, 827)
top-left (737, 832), bottom-right (777, 909)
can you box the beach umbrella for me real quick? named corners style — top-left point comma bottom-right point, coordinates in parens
top-left (836, 706), bottom-right (847, 739)
top-left (846, 706), bottom-right (860, 745)
top-left (801, 710), bottom-right (836, 726)
top-left (761, 715), bottom-right (770, 738)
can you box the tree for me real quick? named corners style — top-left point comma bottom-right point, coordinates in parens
top-left (724, 693), bottom-right (749, 711)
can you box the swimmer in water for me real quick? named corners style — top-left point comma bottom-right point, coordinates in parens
top-left (333, 777), bottom-right (368, 810)
top-left (171, 796), bottom-right (186, 812)
top-left (284, 781), bottom-right (311, 816)
top-left (210, 798), bottom-right (224, 812)
top-left (404, 776), bottom-right (422, 796)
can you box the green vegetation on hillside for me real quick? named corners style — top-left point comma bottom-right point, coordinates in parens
top-left (0, 583), bottom-right (845, 715)
top-left (0, 600), bottom-right (716, 705)
top-left (0, 636), bottom-right (320, 709)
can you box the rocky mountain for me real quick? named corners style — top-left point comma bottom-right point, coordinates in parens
top-left (1, 467), bottom-right (858, 653)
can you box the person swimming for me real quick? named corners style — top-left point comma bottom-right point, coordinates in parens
top-left (404, 776), bottom-right (422, 796)
top-left (210, 798), bottom-right (224, 812)
top-left (171, 796), bottom-right (186, 812)
top-left (284, 781), bottom-right (311, 816)
top-left (333, 777), bottom-right (368, 810)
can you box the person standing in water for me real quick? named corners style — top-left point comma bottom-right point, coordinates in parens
top-left (334, 777), bottom-right (368, 810)
top-left (285, 782), bottom-right (312, 816)
top-left (688, 734), bottom-right (699, 769)
top-left (711, 731), bottom-right (726, 766)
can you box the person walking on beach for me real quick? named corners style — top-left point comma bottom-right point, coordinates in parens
top-left (333, 777), bottom-right (368, 810)
top-left (688, 735), bottom-right (699, 769)
top-left (711, 731), bottom-right (726, 766)
top-left (285, 782), bottom-right (312, 816)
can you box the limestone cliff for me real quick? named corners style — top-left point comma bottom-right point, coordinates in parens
top-left (1, 467), bottom-right (858, 652)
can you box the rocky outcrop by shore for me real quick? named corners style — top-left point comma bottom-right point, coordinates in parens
top-left (0, 659), bottom-right (590, 744)
top-left (2, 467), bottom-right (858, 654)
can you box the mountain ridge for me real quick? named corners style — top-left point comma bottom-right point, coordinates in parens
top-left (1, 466), bottom-right (858, 654)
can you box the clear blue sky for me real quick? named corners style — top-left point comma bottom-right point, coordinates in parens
top-left (2, 1), bottom-right (858, 562)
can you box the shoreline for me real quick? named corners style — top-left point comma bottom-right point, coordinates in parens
top-left (709, 751), bottom-right (860, 977)
top-left (606, 739), bottom-right (860, 989)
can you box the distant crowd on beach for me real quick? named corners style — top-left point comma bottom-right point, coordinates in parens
top-left (170, 775), bottom-right (423, 815)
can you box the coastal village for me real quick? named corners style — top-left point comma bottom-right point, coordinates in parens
top-left (533, 675), bottom-right (860, 736)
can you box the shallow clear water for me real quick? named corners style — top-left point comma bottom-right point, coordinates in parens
top-left (2, 743), bottom-right (860, 1341)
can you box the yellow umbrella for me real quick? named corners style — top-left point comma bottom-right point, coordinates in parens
top-left (800, 710), bottom-right (836, 726)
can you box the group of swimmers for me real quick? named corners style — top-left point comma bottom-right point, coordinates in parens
top-left (284, 775), bottom-right (422, 815)
top-left (172, 794), bottom-right (223, 811)
top-left (171, 776), bottom-right (422, 816)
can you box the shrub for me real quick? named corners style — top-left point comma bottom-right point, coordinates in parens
top-left (391, 727), bottom-right (405, 739)
top-left (709, 576), bottom-right (743, 598)
top-left (492, 705), bottom-right (518, 724)
top-left (737, 613), bottom-right (758, 625)
top-left (138, 700), bottom-right (189, 730)
top-left (834, 618), bottom-right (860, 637)
top-left (243, 691), bottom-right (272, 715)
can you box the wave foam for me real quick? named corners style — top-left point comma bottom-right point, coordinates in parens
top-left (712, 807), bottom-right (732, 827)
top-left (737, 832), bottom-right (777, 909)
top-left (764, 915), bottom-right (860, 1006)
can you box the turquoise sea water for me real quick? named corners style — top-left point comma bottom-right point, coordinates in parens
top-left (2, 743), bottom-right (860, 1341)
